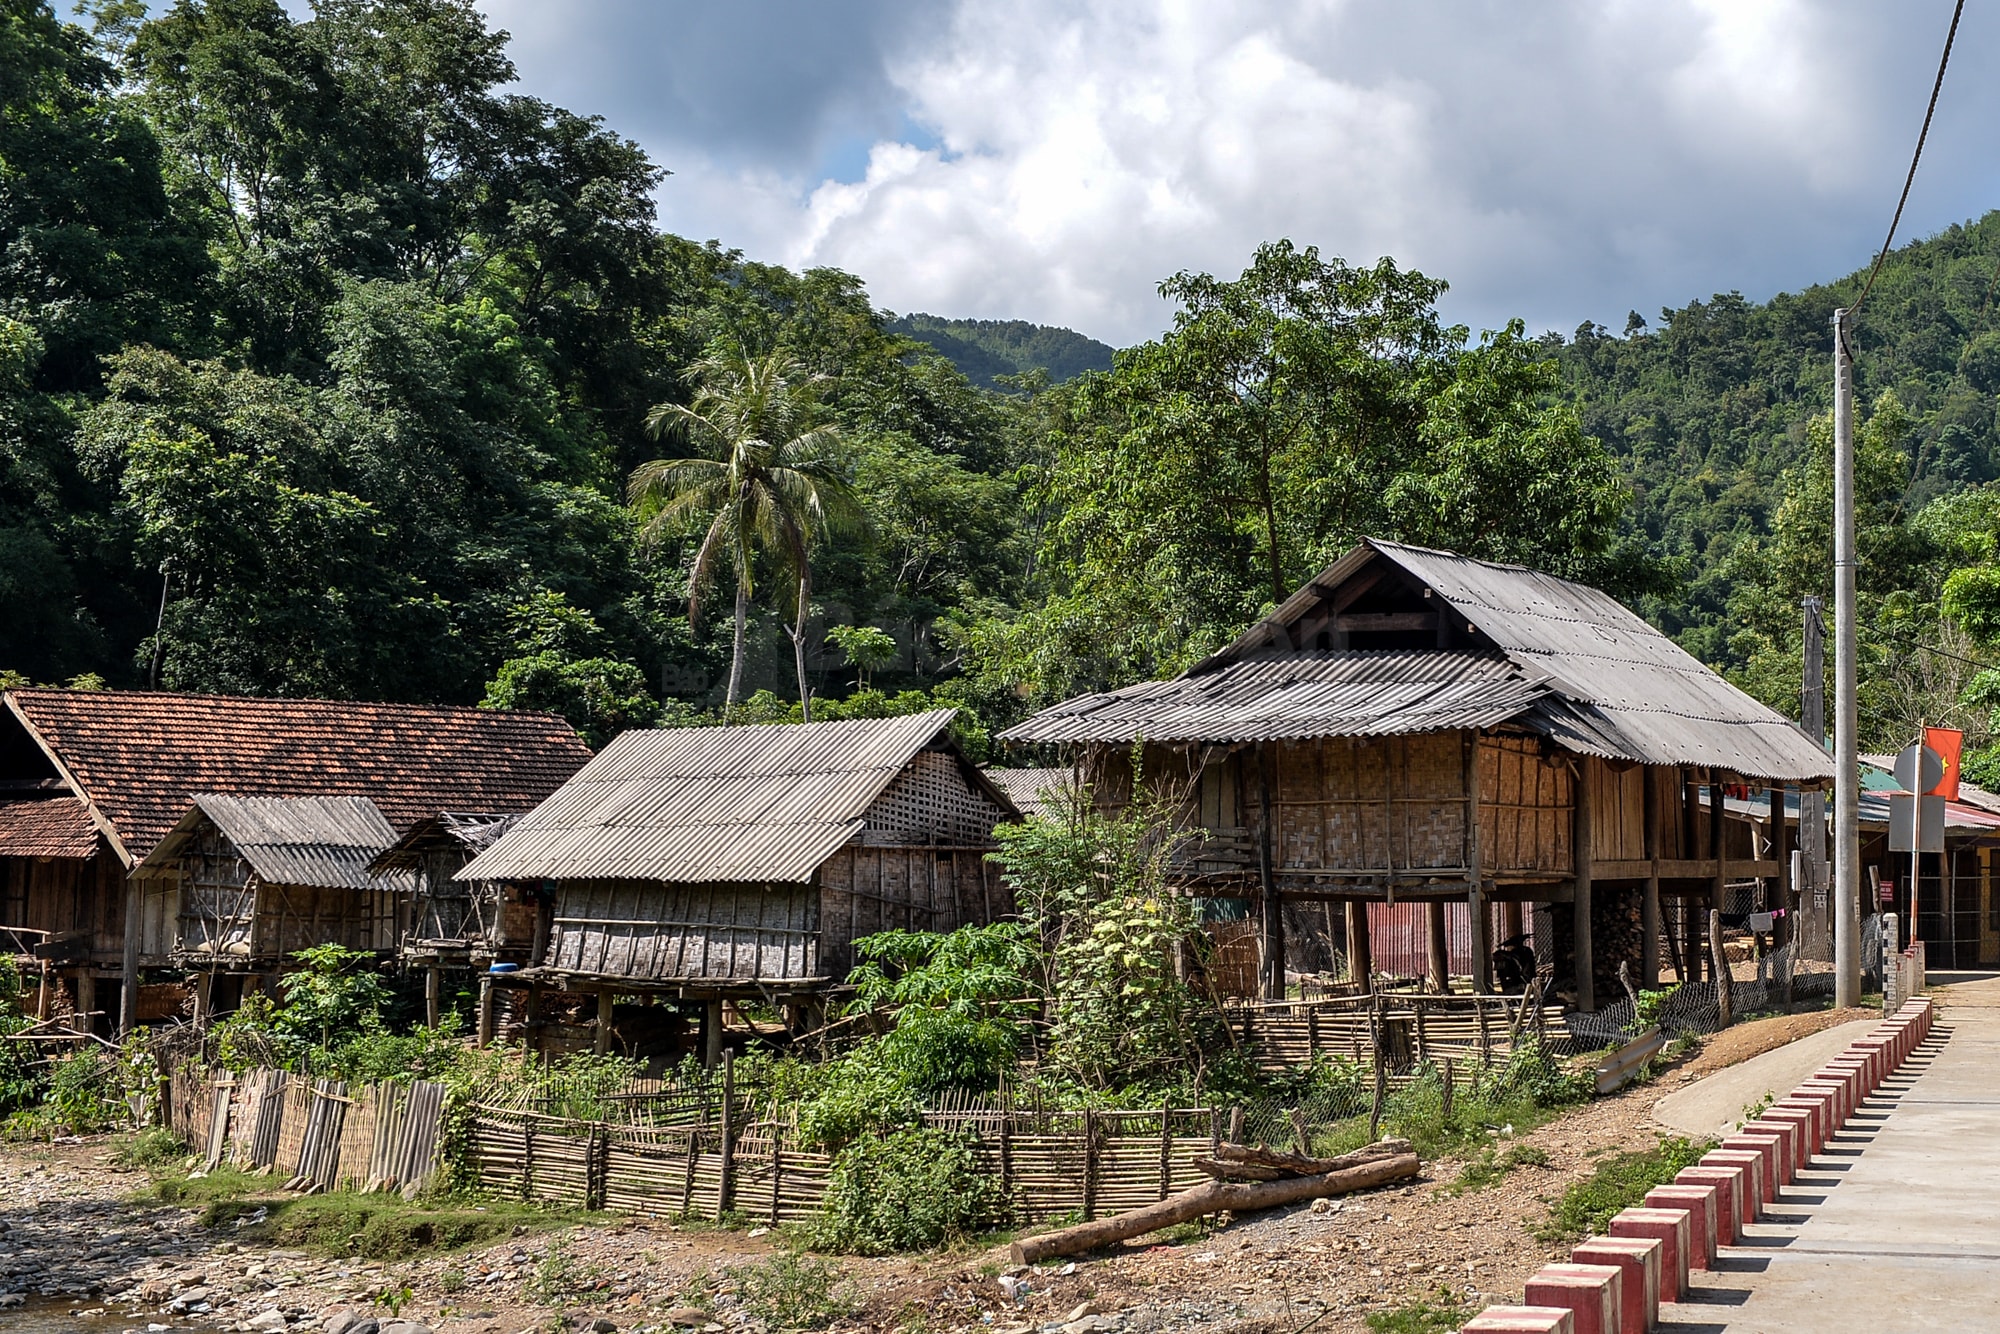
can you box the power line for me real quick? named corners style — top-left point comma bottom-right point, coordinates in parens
top-left (1845, 0), bottom-right (1969, 349)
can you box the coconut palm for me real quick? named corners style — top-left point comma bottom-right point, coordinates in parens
top-left (630, 347), bottom-right (858, 716)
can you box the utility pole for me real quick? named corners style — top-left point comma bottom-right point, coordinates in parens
top-left (1832, 309), bottom-right (1862, 1008)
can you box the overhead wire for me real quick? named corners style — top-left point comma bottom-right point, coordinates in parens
top-left (1842, 0), bottom-right (1969, 361)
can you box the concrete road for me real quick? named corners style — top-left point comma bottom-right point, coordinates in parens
top-left (1652, 1017), bottom-right (1882, 1142)
top-left (1660, 976), bottom-right (2000, 1333)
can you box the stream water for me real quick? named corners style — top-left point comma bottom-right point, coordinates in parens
top-left (0, 1297), bottom-right (221, 1334)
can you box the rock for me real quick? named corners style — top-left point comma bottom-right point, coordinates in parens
top-left (377, 1322), bottom-right (432, 1334)
top-left (246, 1311), bottom-right (290, 1332)
top-left (321, 1312), bottom-right (368, 1334)
top-left (663, 1311), bottom-right (709, 1328)
top-left (591, 1321), bottom-right (617, 1333)
top-left (0, 1294), bottom-right (24, 1309)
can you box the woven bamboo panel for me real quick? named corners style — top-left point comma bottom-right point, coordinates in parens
top-left (1264, 734), bottom-right (1471, 876)
top-left (864, 749), bottom-right (1011, 844)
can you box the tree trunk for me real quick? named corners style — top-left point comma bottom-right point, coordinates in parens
top-left (726, 582), bottom-right (748, 709)
top-left (793, 573), bottom-right (812, 722)
top-left (1009, 1149), bottom-right (1419, 1264)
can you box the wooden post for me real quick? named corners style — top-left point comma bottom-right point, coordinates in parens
top-left (192, 971), bottom-right (212, 1029)
top-left (1347, 900), bottom-right (1373, 994)
top-left (1159, 1098), bottom-right (1174, 1200)
top-left (74, 971), bottom-right (96, 1036)
top-left (476, 976), bottom-right (495, 1048)
top-left (770, 1129), bottom-right (783, 1225)
top-left (1771, 786), bottom-right (1793, 1003)
top-left (1710, 908), bottom-right (1733, 1027)
top-left (525, 979), bottom-right (543, 1059)
top-left (34, 965), bottom-right (51, 1021)
top-left (594, 988), bottom-right (614, 1056)
top-left (1083, 1107), bottom-right (1099, 1220)
top-left (718, 1049), bottom-right (737, 1217)
top-left (1573, 757), bottom-right (1596, 1011)
top-left (1306, 1003), bottom-right (1319, 1061)
top-left (1465, 731), bottom-right (1490, 992)
top-left (1209, 1107), bottom-right (1221, 1158)
top-left (1642, 766), bottom-right (1662, 988)
top-left (119, 877), bottom-right (142, 1037)
top-left (1441, 1058), bottom-right (1455, 1119)
top-left (1709, 769), bottom-right (1727, 989)
top-left (425, 966), bottom-right (442, 1029)
top-left (1256, 745), bottom-right (1285, 1000)
top-left (1228, 1105), bottom-right (1244, 1145)
top-left (703, 998), bottom-right (723, 1069)
top-left (1291, 1106), bottom-right (1309, 1156)
top-left (1426, 901), bottom-right (1450, 993)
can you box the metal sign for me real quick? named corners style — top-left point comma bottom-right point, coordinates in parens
top-left (1889, 741), bottom-right (1945, 853)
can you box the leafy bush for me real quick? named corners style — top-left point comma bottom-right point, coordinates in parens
top-left (726, 1253), bottom-right (856, 1330)
top-left (116, 1126), bottom-right (190, 1167)
top-left (0, 961), bottom-right (35, 1115)
top-left (1537, 1135), bottom-right (1708, 1242)
top-left (41, 1049), bottom-right (125, 1133)
top-left (813, 1128), bottom-right (1010, 1254)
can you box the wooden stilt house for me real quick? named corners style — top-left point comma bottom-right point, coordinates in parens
top-left (0, 688), bottom-right (591, 1034)
top-left (458, 709), bottom-right (1021, 1058)
top-left (368, 812), bottom-right (537, 1027)
top-left (1000, 539), bottom-right (1837, 1011)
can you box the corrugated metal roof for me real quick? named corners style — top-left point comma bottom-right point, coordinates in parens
top-left (134, 794), bottom-right (405, 890)
top-left (984, 767), bottom-right (1076, 820)
top-left (1153, 539), bottom-right (1833, 782)
top-left (1000, 652), bottom-right (1547, 744)
top-left (1365, 542), bottom-right (1834, 781)
top-left (458, 710), bottom-right (963, 884)
top-left (367, 811), bottom-right (521, 874)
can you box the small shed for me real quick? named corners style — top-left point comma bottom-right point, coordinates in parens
top-left (369, 811), bottom-right (532, 1026)
top-left (459, 709), bottom-right (1021, 1057)
top-left (130, 795), bottom-right (412, 1001)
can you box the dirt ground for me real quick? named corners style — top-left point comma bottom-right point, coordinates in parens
top-left (0, 1005), bottom-right (1874, 1334)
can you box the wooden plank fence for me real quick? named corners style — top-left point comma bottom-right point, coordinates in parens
top-left (169, 1066), bottom-right (446, 1197)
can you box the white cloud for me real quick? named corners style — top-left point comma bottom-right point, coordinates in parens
top-left (486, 0), bottom-right (2000, 346)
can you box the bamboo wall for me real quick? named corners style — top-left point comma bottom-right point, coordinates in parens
top-left (1476, 734), bottom-right (1574, 878)
top-left (816, 846), bottom-right (1012, 979)
top-left (546, 880), bottom-right (818, 982)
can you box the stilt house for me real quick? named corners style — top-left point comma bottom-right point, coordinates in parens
top-left (128, 795), bottom-right (412, 988)
top-left (0, 689), bottom-right (592, 1033)
top-left (1000, 539), bottom-right (1837, 1011)
top-left (368, 812), bottom-right (536, 1025)
top-left (457, 709), bottom-right (1020, 1056)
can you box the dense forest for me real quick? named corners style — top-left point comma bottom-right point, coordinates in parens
top-left (7, 0), bottom-right (2000, 778)
top-left (882, 314), bottom-right (1113, 388)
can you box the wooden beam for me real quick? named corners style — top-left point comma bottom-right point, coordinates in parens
top-left (1465, 730), bottom-right (1490, 993)
top-left (1426, 901), bottom-right (1449, 992)
top-left (1334, 612), bottom-right (1436, 632)
top-left (1345, 900), bottom-right (1373, 994)
top-left (1257, 744), bottom-right (1285, 1001)
top-left (1596, 858), bottom-right (1780, 881)
top-left (1642, 766), bottom-right (1661, 988)
top-left (1574, 757), bottom-right (1595, 1011)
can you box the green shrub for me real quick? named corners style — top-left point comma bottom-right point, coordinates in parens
top-left (726, 1254), bottom-right (855, 1330)
top-left (813, 1127), bottom-right (1009, 1254)
top-left (1537, 1135), bottom-right (1708, 1242)
top-left (116, 1127), bottom-right (189, 1167)
top-left (1366, 1292), bottom-right (1472, 1333)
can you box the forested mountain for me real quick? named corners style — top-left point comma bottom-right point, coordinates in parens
top-left (884, 314), bottom-right (1114, 387)
top-left (1553, 213), bottom-right (2000, 773)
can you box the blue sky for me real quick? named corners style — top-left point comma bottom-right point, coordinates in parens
top-left (474, 0), bottom-right (2000, 348)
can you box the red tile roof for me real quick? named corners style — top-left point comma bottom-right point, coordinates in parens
top-left (0, 796), bottom-right (99, 859)
top-left (4, 690), bottom-right (593, 864)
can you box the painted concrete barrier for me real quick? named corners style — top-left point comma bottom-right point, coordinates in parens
top-left (1461, 1308), bottom-right (1575, 1333)
top-left (1720, 1131), bottom-right (1788, 1190)
top-left (1572, 1236), bottom-right (1662, 1333)
top-left (1682, 1160), bottom-right (1755, 1228)
top-left (1607, 1206), bottom-right (1690, 1302)
top-left (1643, 1185), bottom-right (1719, 1269)
top-left (1749, 1111), bottom-right (1813, 1167)
top-left (1523, 1263), bottom-right (1623, 1334)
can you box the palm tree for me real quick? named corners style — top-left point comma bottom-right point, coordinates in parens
top-left (630, 347), bottom-right (857, 717)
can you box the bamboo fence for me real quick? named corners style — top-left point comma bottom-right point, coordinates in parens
top-left (169, 1065), bottom-right (445, 1197)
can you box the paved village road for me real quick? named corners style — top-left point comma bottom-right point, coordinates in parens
top-left (1661, 976), bottom-right (2000, 1333)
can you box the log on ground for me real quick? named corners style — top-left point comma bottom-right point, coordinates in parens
top-left (1193, 1138), bottom-right (1414, 1181)
top-left (1009, 1148), bottom-right (1420, 1264)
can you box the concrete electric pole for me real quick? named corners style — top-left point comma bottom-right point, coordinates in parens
top-left (1832, 308), bottom-right (1862, 1008)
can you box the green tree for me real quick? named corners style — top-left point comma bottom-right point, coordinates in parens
top-left (631, 347), bottom-right (858, 714)
top-left (481, 591), bottom-right (660, 746)
top-left (825, 623), bottom-right (895, 690)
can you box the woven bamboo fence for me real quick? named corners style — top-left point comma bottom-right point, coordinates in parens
top-left (169, 1065), bottom-right (446, 1197)
top-left (1226, 991), bottom-right (1564, 1074)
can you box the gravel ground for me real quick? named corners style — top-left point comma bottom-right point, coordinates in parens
top-left (0, 1007), bottom-right (1864, 1334)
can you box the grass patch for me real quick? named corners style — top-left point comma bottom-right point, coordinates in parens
top-left (1365, 1292), bottom-right (1473, 1333)
top-left (1536, 1135), bottom-right (1709, 1242)
top-left (1448, 1143), bottom-right (1550, 1193)
top-left (726, 1253), bottom-right (855, 1331)
top-left (146, 1160), bottom-right (597, 1259)
top-left (114, 1128), bottom-right (191, 1169)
